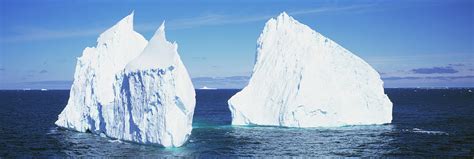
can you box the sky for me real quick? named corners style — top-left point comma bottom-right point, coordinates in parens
top-left (0, 0), bottom-right (473, 89)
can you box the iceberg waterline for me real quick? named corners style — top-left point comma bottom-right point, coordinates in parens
top-left (56, 12), bottom-right (393, 146)
top-left (55, 13), bottom-right (195, 147)
top-left (228, 12), bottom-right (392, 127)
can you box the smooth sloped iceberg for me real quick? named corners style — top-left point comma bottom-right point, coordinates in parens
top-left (55, 13), bottom-right (195, 147)
top-left (228, 12), bottom-right (392, 127)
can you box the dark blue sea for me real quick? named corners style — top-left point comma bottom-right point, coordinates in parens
top-left (0, 89), bottom-right (473, 157)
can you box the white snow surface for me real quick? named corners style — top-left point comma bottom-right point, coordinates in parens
top-left (125, 22), bottom-right (177, 72)
top-left (55, 13), bottom-right (195, 147)
top-left (228, 12), bottom-right (392, 127)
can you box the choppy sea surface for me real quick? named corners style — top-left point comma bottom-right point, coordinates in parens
top-left (0, 89), bottom-right (473, 157)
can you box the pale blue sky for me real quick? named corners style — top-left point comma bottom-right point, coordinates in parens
top-left (0, 0), bottom-right (473, 89)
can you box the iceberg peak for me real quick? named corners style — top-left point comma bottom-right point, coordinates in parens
top-left (272, 12), bottom-right (297, 26)
top-left (125, 21), bottom-right (178, 72)
top-left (156, 21), bottom-right (166, 40)
top-left (116, 12), bottom-right (134, 29)
top-left (97, 12), bottom-right (136, 44)
top-left (276, 12), bottom-right (290, 21)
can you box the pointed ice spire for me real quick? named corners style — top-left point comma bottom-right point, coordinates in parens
top-left (114, 11), bottom-right (135, 31)
top-left (153, 21), bottom-right (167, 41)
top-left (125, 20), bottom-right (178, 71)
top-left (97, 12), bottom-right (136, 44)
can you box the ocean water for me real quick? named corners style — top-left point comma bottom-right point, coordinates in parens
top-left (0, 89), bottom-right (473, 157)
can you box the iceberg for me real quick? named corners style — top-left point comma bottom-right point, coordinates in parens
top-left (55, 13), bottom-right (195, 147)
top-left (228, 12), bottom-right (392, 127)
top-left (198, 86), bottom-right (217, 90)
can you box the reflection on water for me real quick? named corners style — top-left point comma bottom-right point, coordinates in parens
top-left (49, 127), bottom-right (196, 157)
top-left (49, 124), bottom-right (397, 157)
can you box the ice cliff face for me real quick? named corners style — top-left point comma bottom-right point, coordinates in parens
top-left (55, 13), bottom-right (146, 133)
top-left (55, 13), bottom-right (195, 147)
top-left (228, 12), bottom-right (392, 127)
top-left (111, 23), bottom-right (195, 147)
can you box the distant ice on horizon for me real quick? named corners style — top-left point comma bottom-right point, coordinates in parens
top-left (198, 86), bottom-right (218, 90)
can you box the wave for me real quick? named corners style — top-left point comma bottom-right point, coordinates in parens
top-left (108, 139), bottom-right (123, 143)
top-left (404, 128), bottom-right (449, 135)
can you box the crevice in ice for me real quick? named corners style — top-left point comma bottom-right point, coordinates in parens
top-left (278, 99), bottom-right (287, 126)
top-left (97, 103), bottom-right (107, 133)
top-left (309, 109), bottom-right (328, 115)
top-left (174, 96), bottom-right (187, 115)
top-left (150, 93), bottom-right (162, 108)
top-left (296, 73), bottom-right (303, 93)
top-left (122, 75), bottom-right (142, 140)
top-left (168, 131), bottom-right (175, 147)
top-left (86, 115), bottom-right (96, 132)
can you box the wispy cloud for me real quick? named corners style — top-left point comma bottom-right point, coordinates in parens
top-left (290, 4), bottom-right (375, 15)
top-left (146, 4), bottom-right (375, 30)
top-left (0, 80), bottom-right (73, 90)
top-left (0, 27), bottom-right (104, 43)
top-left (411, 66), bottom-right (458, 74)
top-left (448, 63), bottom-right (465, 67)
top-left (383, 75), bottom-right (474, 81)
top-left (366, 53), bottom-right (474, 65)
top-left (191, 56), bottom-right (207, 61)
top-left (383, 76), bottom-right (421, 80)
top-left (192, 76), bottom-right (249, 89)
top-left (24, 80), bottom-right (72, 85)
top-left (379, 63), bottom-right (473, 81)
top-left (1, 4), bottom-right (374, 43)
top-left (380, 62), bottom-right (474, 87)
top-left (39, 69), bottom-right (48, 74)
top-left (194, 74), bottom-right (474, 89)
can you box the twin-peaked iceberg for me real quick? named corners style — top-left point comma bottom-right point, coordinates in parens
top-left (55, 13), bottom-right (195, 147)
top-left (228, 12), bottom-right (392, 127)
